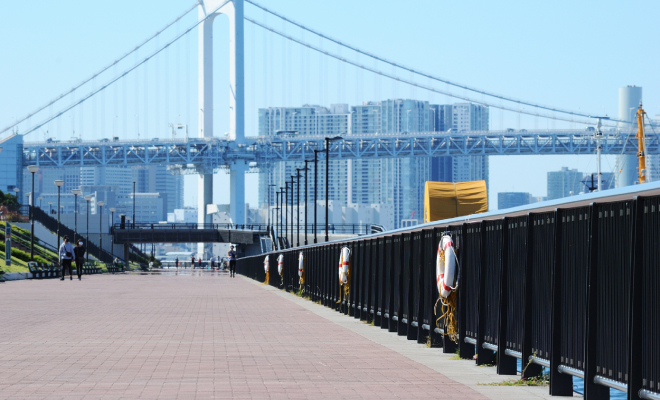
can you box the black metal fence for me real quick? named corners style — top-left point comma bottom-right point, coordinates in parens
top-left (236, 195), bottom-right (660, 399)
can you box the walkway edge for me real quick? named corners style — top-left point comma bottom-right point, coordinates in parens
top-left (244, 277), bottom-right (577, 400)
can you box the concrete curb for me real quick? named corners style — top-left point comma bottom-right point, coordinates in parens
top-left (2, 272), bottom-right (30, 281)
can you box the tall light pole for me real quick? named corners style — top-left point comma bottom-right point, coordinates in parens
top-left (12, 187), bottom-right (19, 204)
top-left (72, 189), bottom-right (82, 242)
top-left (295, 168), bottom-right (302, 247)
top-left (275, 191), bottom-right (280, 243)
top-left (284, 183), bottom-right (289, 247)
top-left (313, 150), bottom-right (321, 243)
top-left (303, 160), bottom-right (310, 245)
top-left (84, 195), bottom-right (93, 263)
top-left (267, 183), bottom-right (276, 229)
top-left (110, 207), bottom-right (116, 260)
top-left (54, 180), bottom-right (64, 249)
top-left (290, 175), bottom-right (295, 247)
top-left (27, 165), bottom-right (39, 260)
top-left (98, 201), bottom-right (105, 262)
top-left (279, 188), bottom-right (284, 245)
top-left (38, 196), bottom-right (43, 209)
top-left (48, 202), bottom-right (53, 214)
top-left (132, 181), bottom-right (136, 228)
top-left (324, 136), bottom-right (343, 242)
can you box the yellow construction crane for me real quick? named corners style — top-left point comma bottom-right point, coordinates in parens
top-left (636, 104), bottom-right (647, 184)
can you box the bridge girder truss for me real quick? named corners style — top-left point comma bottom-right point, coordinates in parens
top-left (23, 130), bottom-right (658, 169)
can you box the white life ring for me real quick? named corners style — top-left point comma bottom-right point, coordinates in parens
top-left (263, 255), bottom-right (269, 274)
top-left (436, 235), bottom-right (457, 299)
top-left (298, 252), bottom-right (304, 277)
top-left (277, 254), bottom-right (284, 276)
top-left (338, 246), bottom-right (350, 285)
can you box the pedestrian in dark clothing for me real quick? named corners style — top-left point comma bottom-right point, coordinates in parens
top-left (198, 258), bottom-right (202, 269)
top-left (227, 245), bottom-right (237, 277)
top-left (175, 257), bottom-right (179, 269)
top-left (190, 256), bottom-right (195, 269)
top-left (58, 236), bottom-right (75, 280)
top-left (74, 239), bottom-right (86, 280)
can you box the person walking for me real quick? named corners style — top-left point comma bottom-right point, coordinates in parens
top-left (227, 245), bottom-right (237, 278)
top-left (210, 256), bottom-right (215, 270)
top-left (58, 236), bottom-right (75, 281)
top-left (175, 257), bottom-right (179, 269)
top-left (190, 255), bottom-right (195, 269)
top-left (74, 239), bottom-right (86, 281)
top-left (198, 257), bottom-right (202, 269)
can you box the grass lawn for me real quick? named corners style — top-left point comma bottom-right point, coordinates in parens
top-left (0, 251), bottom-right (30, 273)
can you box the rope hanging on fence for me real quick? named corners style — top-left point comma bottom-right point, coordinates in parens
top-left (298, 253), bottom-right (305, 293)
top-left (435, 290), bottom-right (458, 343)
top-left (262, 270), bottom-right (269, 285)
top-left (338, 266), bottom-right (350, 305)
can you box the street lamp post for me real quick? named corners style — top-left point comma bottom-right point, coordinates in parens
top-left (267, 183), bottom-right (275, 230)
top-left (48, 202), bottom-right (53, 214)
top-left (284, 183), bottom-right (289, 247)
top-left (110, 207), bottom-right (116, 260)
top-left (54, 180), bottom-right (64, 250)
top-left (295, 168), bottom-right (302, 247)
top-left (313, 150), bottom-right (321, 243)
top-left (303, 160), bottom-right (310, 245)
top-left (12, 187), bottom-right (19, 204)
top-left (72, 189), bottom-right (82, 243)
top-left (290, 175), bottom-right (295, 247)
top-left (84, 195), bottom-right (93, 263)
top-left (324, 136), bottom-right (343, 242)
top-left (275, 191), bottom-right (280, 243)
top-left (98, 201), bottom-right (104, 261)
top-left (38, 196), bottom-right (43, 209)
top-left (132, 181), bottom-right (136, 228)
top-left (27, 165), bottom-right (39, 260)
top-left (279, 188), bottom-right (284, 246)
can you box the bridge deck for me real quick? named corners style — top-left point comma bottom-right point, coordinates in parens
top-left (0, 272), bottom-right (557, 399)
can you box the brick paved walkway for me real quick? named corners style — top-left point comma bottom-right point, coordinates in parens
top-left (0, 272), bottom-right (488, 399)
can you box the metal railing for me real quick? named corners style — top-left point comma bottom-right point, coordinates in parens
top-left (236, 189), bottom-right (660, 400)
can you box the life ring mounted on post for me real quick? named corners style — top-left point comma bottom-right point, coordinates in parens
top-left (337, 246), bottom-right (351, 304)
top-left (435, 232), bottom-right (459, 342)
top-left (277, 254), bottom-right (284, 286)
top-left (263, 255), bottom-right (270, 285)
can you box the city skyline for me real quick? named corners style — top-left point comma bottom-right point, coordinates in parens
top-left (1, 1), bottom-right (659, 211)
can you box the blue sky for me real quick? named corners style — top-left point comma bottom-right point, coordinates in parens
top-left (1, 0), bottom-right (659, 209)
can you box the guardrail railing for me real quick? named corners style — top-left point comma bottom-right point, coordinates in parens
top-left (236, 193), bottom-right (660, 400)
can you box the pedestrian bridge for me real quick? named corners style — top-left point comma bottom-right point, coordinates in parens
top-left (111, 223), bottom-right (266, 245)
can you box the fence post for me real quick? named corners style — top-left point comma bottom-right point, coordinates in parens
top-left (458, 223), bottom-right (476, 360)
top-left (583, 203), bottom-right (610, 399)
top-left (521, 213), bottom-right (543, 379)
top-left (477, 220), bottom-right (495, 366)
top-left (627, 197), bottom-right (644, 400)
top-left (497, 217), bottom-right (517, 375)
top-left (549, 209), bottom-right (573, 394)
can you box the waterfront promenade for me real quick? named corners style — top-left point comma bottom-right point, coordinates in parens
top-left (0, 272), bottom-right (563, 399)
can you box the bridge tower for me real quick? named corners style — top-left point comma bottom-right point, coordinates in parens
top-left (197, 0), bottom-right (246, 255)
top-left (616, 85), bottom-right (642, 188)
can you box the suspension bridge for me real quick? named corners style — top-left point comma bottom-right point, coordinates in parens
top-left (2, 0), bottom-right (656, 228)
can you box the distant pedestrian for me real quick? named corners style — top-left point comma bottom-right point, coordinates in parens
top-left (74, 239), bottom-right (86, 281)
top-left (58, 236), bottom-right (74, 281)
top-left (175, 257), bottom-right (179, 269)
top-left (198, 257), bottom-right (202, 269)
top-left (190, 255), bottom-right (195, 269)
top-left (210, 256), bottom-right (216, 270)
top-left (227, 245), bottom-right (237, 277)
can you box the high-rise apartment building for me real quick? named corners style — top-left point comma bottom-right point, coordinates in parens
top-left (259, 99), bottom-right (489, 229)
top-left (498, 192), bottom-right (531, 210)
top-left (547, 167), bottom-right (584, 200)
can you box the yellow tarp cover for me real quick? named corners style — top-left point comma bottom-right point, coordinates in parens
top-left (424, 181), bottom-right (488, 223)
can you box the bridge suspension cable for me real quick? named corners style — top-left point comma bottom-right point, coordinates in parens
top-left (245, 0), bottom-right (624, 125)
top-left (17, 0), bottom-right (232, 138)
top-left (0, 2), bottom-right (199, 137)
top-left (245, 16), bottom-right (600, 127)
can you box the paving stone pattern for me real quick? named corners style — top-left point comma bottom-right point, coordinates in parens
top-left (0, 272), bottom-right (488, 399)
